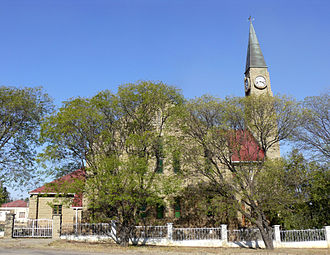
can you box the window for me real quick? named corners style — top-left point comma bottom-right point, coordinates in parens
top-left (53, 205), bottom-right (62, 216)
top-left (172, 151), bottom-right (180, 173)
top-left (156, 204), bottom-right (165, 219)
top-left (156, 158), bottom-right (163, 173)
top-left (155, 137), bottom-right (164, 173)
top-left (19, 212), bottom-right (25, 218)
top-left (174, 198), bottom-right (181, 218)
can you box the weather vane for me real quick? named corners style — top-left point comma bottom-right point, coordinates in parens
top-left (248, 16), bottom-right (255, 23)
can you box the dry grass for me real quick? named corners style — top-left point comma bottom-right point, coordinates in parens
top-left (49, 240), bottom-right (329, 255)
top-left (0, 239), bottom-right (329, 254)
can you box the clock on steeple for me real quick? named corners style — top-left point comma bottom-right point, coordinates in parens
top-left (244, 18), bottom-right (273, 97)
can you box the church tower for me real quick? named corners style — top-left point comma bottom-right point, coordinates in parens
top-left (244, 19), bottom-right (280, 159)
top-left (244, 19), bottom-right (273, 97)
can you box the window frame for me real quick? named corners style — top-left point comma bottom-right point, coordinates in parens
top-left (174, 198), bottom-right (181, 219)
top-left (156, 204), bottom-right (165, 219)
top-left (52, 205), bottom-right (62, 216)
top-left (18, 212), bottom-right (25, 218)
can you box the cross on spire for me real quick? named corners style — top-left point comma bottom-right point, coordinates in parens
top-left (245, 17), bottom-right (267, 73)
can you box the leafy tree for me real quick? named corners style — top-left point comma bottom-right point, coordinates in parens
top-left (293, 93), bottom-right (330, 162)
top-left (307, 163), bottom-right (330, 228)
top-left (176, 183), bottom-right (238, 227)
top-left (0, 86), bottom-right (53, 185)
top-left (277, 150), bottom-right (330, 229)
top-left (40, 92), bottom-right (113, 175)
top-left (179, 94), bottom-right (301, 249)
top-left (41, 81), bottom-right (184, 246)
top-left (0, 185), bottom-right (10, 204)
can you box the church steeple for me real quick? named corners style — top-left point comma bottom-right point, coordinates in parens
top-left (244, 18), bottom-right (273, 97)
top-left (245, 19), bottom-right (267, 74)
top-left (244, 18), bottom-right (280, 159)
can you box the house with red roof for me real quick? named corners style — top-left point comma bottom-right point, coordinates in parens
top-left (0, 200), bottom-right (29, 222)
top-left (28, 169), bottom-right (85, 224)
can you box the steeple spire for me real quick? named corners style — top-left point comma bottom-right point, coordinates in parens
top-left (245, 18), bottom-right (267, 73)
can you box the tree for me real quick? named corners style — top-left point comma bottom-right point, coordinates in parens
top-left (40, 92), bottom-right (114, 175)
top-left (0, 86), bottom-right (53, 185)
top-left (40, 81), bottom-right (184, 245)
top-left (179, 94), bottom-right (301, 249)
top-left (307, 163), bottom-right (330, 228)
top-left (277, 150), bottom-right (330, 229)
top-left (175, 183), bottom-right (238, 227)
top-left (293, 93), bottom-right (330, 162)
top-left (0, 185), bottom-right (10, 204)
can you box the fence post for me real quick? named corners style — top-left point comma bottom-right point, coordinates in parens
top-left (4, 213), bottom-right (15, 239)
top-left (52, 215), bottom-right (62, 239)
top-left (167, 223), bottom-right (173, 241)
top-left (325, 226), bottom-right (330, 248)
top-left (221, 224), bottom-right (228, 245)
top-left (273, 225), bottom-right (281, 247)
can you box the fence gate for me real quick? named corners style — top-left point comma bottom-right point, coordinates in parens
top-left (13, 219), bottom-right (53, 238)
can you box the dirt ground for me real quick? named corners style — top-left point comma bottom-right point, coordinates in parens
top-left (0, 239), bottom-right (328, 255)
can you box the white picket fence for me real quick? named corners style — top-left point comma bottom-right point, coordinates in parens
top-left (60, 223), bottom-right (330, 248)
top-left (280, 229), bottom-right (325, 242)
top-left (13, 219), bottom-right (53, 238)
top-left (173, 227), bottom-right (222, 241)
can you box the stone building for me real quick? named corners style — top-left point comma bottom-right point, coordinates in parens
top-left (28, 20), bottom-right (280, 225)
top-left (28, 169), bottom-right (84, 224)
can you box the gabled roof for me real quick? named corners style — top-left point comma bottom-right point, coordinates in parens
top-left (245, 21), bottom-right (267, 73)
top-left (29, 169), bottom-right (86, 208)
top-left (29, 169), bottom-right (85, 194)
top-left (230, 130), bottom-right (265, 162)
top-left (1, 200), bottom-right (28, 208)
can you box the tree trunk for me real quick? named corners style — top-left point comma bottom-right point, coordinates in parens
top-left (119, 226), bottom-right (130, 246)
top-left (256, 221), bottom-right (274, 250)
top-left (117, 221), bottom-right (131, 246)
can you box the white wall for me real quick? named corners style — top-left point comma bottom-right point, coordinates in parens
top-left (60, 235), bottom-right (329, 249)
top-left (0, 207), bottom-right (29, 222)
top-left (0, 210), bottom-right (10, 222)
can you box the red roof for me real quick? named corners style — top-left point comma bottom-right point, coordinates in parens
top-left (1, 200), bottom-right (28, 208)
top-left (230, 130), bottom-right (265, 162)
top-left (29, 169), bottom-right (86, 208)
top-left (72, 193), bottom-right (83, 208)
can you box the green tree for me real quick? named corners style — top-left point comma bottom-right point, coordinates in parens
top-left (0, 86), bottom-right (53, 185)
top-left (0, 185), bottom-right (10, 204)
top-left (179, 94), bottom-right (301, 249)
top-left (277, 150), bottom-right (330, 229)
top-left (40, 81), bottom-right (184, 245)
top-left (175, 183), bottom-right (238, 227)
top-left (40, 91), bottom-right (114, 174)
top-left (293, 93), bottom-right (330, 162)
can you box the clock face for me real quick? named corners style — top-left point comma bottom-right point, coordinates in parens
top-left (245, 78), bottom-right (250, 92)
top-left (254, 76), bottom-right (267, 89)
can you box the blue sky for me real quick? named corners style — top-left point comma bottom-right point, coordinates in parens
top-left (1, 0), bottom-right (329, 199)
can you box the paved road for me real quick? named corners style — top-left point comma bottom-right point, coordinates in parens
top-left (0, 239), bottom-right (328, 255)
top-left (0, 247), bottom-right (120, 255)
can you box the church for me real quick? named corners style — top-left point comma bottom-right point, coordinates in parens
top-left (27, 20), bottom-right (280, 226)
